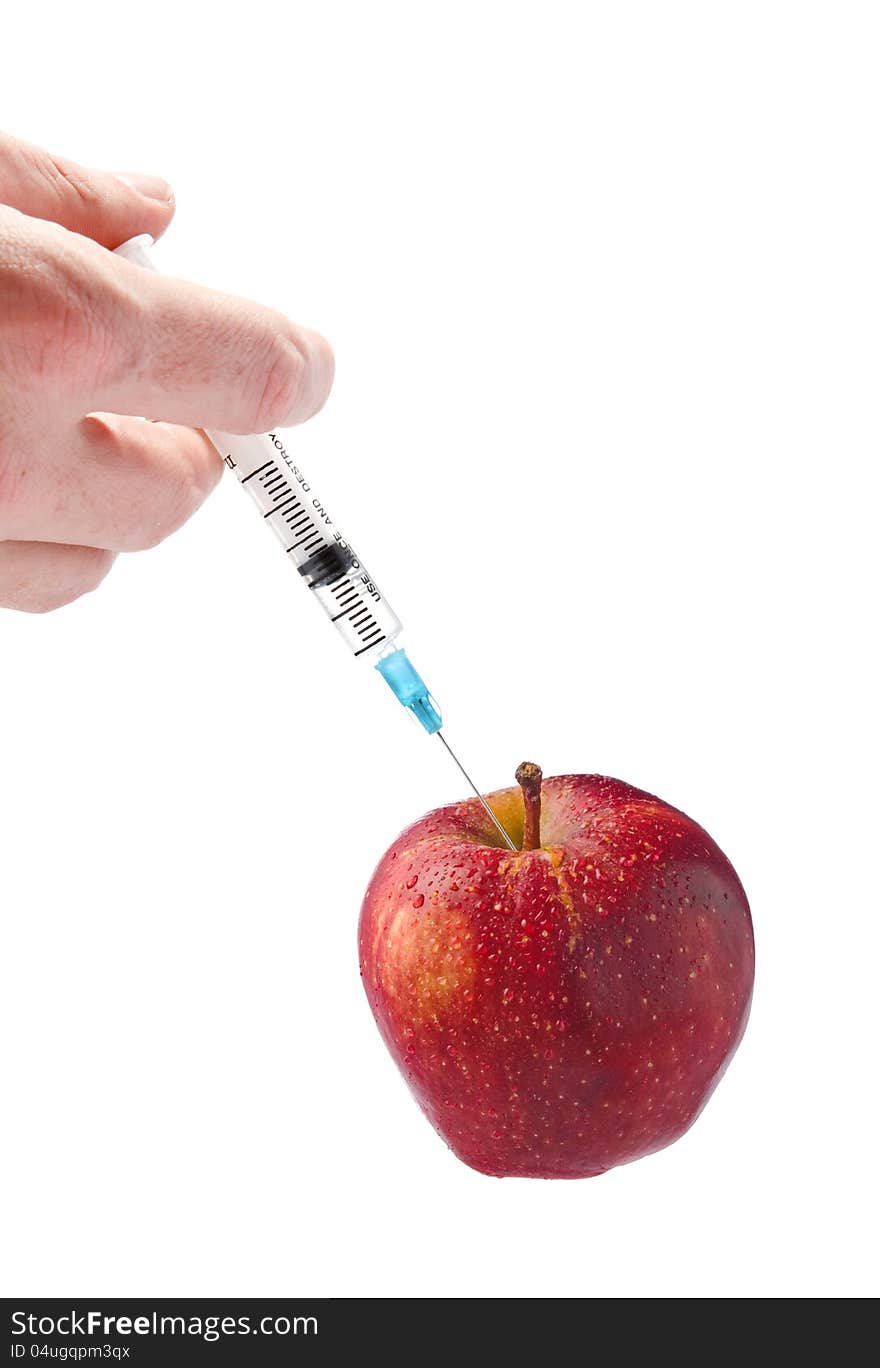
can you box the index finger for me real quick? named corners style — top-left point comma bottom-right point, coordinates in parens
top-left (0, 130), bottom-right (175, 248)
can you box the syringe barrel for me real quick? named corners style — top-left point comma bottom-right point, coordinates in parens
top-left (112, 235), bottom-right (440, 724)
top-left (207, 429), bottom-right (402, 662)
top-left (113, 236), bottom-right (402, 665)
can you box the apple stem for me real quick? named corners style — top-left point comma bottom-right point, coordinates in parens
top-left (515, 762), bottom-right (543, 850)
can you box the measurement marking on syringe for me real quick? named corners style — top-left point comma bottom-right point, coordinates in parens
top-left (288, 533), bottom-right (324, 553)
top-left (241, 461), bottom-right (273, 484)
top-left (264, 496), bottom-right (297, 518)
top-left (354, 637), bottom-right (386, 657)
top-left (115, 242), bottom-right (414, 708)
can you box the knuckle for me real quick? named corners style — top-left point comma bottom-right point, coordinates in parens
top-left (248, 323), bottom-right (309, 432)
top-left (30, 146), bottom-right (104, 222)
top-left (305, 331), bottom-right (335, 417)
top-left (73, 547), bottom-right (115, 598)
top-left (137, 475), bottom-right (197, 549)
top-left (41, 548), bottom-right (114, 609)
top-left (23, 582), bottom-right (83, 614)
top-left (0, 547), bottom-right (114, 614)
top-left (0, 423), bottom-right (33, 535)
top-left (0, 218), bottom-right (121, 392)
top-left (80, 417), bottom-right (194, 552)
top-left (0, 442), bottom-right (19, 528)
top-left (121, 429), bottom-right (219, 551)
top-left (0, 219), bottom-right (71, 361)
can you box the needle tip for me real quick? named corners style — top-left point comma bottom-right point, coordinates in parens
top-left (436, 733), bottom-right (517, 851)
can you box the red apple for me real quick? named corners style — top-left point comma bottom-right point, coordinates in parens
top-left (359, 766), bottom-right (754, 1178)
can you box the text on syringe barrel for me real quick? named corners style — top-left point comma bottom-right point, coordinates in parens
top-left (207, 429), bottom-right (402, 661)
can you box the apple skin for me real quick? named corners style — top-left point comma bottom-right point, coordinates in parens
top-left (359, 774), bottom-right (754, 1179)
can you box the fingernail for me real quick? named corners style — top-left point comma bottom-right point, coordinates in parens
top-left (113, 172), bottom-right (174, 204)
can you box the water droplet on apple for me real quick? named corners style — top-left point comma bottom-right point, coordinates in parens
top-left (406, 874), bottom-right (419, 889)
top-left (412, 894), bottom-right (425, 908)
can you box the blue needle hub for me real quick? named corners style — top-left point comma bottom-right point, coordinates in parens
top-left (375, 648), bottom-right (442, 734)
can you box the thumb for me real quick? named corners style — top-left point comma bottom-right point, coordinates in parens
top-left (0, 130), bottom-right (174, 249)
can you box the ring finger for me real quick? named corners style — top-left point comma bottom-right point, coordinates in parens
top-left (0, 540), bottom-right (115, 613)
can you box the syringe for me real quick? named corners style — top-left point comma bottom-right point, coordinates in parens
top-left (114, 236), bottom-right (516, 850)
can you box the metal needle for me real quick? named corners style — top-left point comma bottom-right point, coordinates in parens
top-left (436, 732), bottom-right (517, 851)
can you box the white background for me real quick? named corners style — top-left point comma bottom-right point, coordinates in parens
top-left (1, 1), bottom-right (877, 1298)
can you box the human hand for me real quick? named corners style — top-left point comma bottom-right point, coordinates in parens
top-left (0, 132), bottom-right (334, 612)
